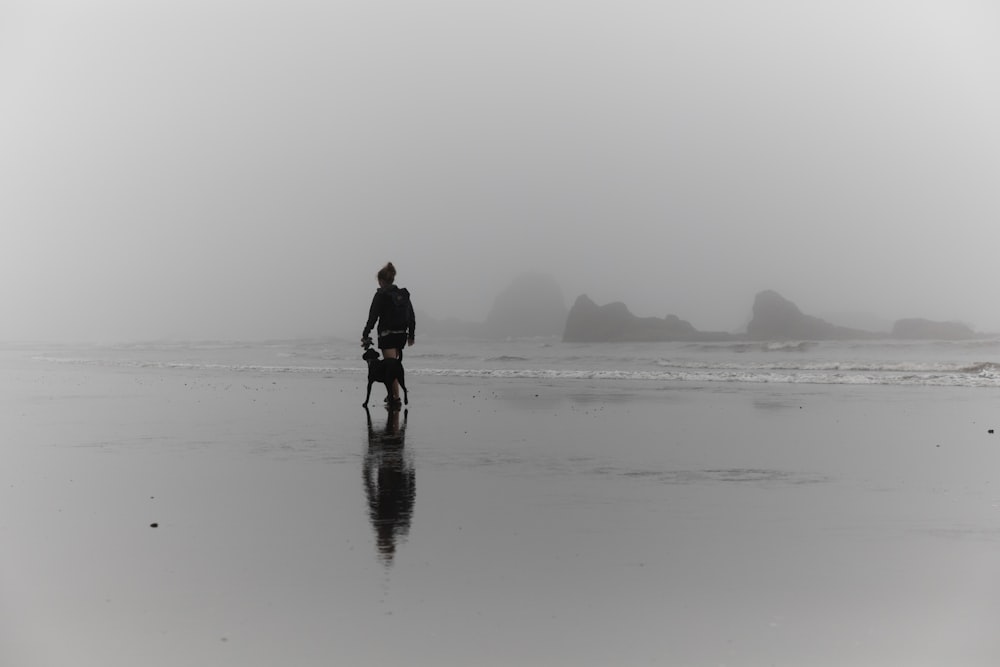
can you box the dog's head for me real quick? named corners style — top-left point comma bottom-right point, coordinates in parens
top-left (362, 348), bottom-right (381, 362)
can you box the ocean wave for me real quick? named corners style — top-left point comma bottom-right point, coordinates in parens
top-left (658, 358), bottom-right (991, 374)
top-left (963, 361), bottom-right (1000, 376)
top-left (408, 368), bottom-right (1000, 388)
top-left (32, 356), bottom-right (338, 375)
top-left (690, 338), bottom-right (1000, 353)
top-left (687, 341), bottom-right (818, 353)
top-left (32, 356), bottom-right (1000, 389)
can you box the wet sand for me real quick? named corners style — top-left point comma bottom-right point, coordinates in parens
top-left (2, 355), bottom-right (1000, 666)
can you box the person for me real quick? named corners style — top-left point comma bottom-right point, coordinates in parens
top-left (361, 262), bottom-right (415, 404)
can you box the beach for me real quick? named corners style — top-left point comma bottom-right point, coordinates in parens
top-left (2, 344), bottom-right (999, 666)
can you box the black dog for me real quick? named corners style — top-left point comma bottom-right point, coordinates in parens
top-left (362, 348), bottom-right (408, 408)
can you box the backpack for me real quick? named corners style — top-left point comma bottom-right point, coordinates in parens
top-left (383, 287), bottom-right (412, 331)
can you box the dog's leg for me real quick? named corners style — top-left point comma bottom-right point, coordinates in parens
top-left (363, 380), bottom-right (374, 407)
top-left (398, 367), bottom-right (408, 405)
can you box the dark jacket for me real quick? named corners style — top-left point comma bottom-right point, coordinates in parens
top-left (363, 285), bottom-right (415, 339)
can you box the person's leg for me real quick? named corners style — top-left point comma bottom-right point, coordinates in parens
top-left (382, 347), bottom-right (400, 400)
top-left (378, 333), bottom-right (406, 402)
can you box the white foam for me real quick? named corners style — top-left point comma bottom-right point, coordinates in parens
top-left (31, 354), bottom-right (1000, 389)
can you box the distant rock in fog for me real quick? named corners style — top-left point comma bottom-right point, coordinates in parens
top-left (746, 290), bottom-right (878, 341)
top-left (562, 295), bottom-right (732, 342)
top-left (421, 279), bottom-right (988, 343)
top-left (891, 318), bottom-right (976, 340)
top-left (413, 311), bottom-right (485, 339)
top-left (822, 311), bottom-right (893, 334)
top-left (483, 273), bottom-right (568, 338)
top-left (418, 273), bottom-right (567, 339)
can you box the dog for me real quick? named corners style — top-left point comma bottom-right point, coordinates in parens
top-left (362, 348), bottom-right (408, 408)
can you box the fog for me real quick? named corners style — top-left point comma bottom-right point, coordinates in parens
top-left (3, 1), bottom-right (999, 342)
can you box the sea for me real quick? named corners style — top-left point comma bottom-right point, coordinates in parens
top-left (15, 335), bottom-right (1000, 390)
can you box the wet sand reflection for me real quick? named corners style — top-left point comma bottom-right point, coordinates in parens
top-left (362, 407), bottom-right (415, 566)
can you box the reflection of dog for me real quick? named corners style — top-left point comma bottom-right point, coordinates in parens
top-left (362, 348), bottom-right (408, 408)
top-left (363, 407), bottom-right (413, 564)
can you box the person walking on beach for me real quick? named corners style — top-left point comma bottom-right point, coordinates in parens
top-left (362, 262), bottom-right (415, 405)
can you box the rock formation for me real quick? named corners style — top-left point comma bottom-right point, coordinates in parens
top-left (562, 295), bottom-right (732, 342)
top-left (413, 311), bottom-right (486, 339)
top-left (891, 318), bottom-right (976, 340)
top-left (422, 279), bottom-right (988, 342)
top-left (745, 290), bottom-right (877, 341)
top-left (418, 273), bottom-right (567, 339)
top-left (483, 272), bottom-right (568, 338)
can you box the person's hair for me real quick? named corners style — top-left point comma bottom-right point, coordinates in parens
top-left (377, 262), bottom-right (396, 284)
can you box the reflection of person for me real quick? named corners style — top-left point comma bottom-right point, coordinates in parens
top-left (363, 407), bottom-right (415, 565)
top-left (361, 262), bottom-right (415, 405)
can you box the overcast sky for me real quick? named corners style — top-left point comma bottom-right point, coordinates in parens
top-left (2, 0), bottom-right (999, 341)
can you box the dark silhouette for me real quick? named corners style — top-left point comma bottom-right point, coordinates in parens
top-left (413, 273), bottom-right (990, 342)
top-left (362, 348), bottom-right (408, 408)
top-left (745, 290), bottom-right (877, 341)
top-left (562, 289), bottom-right (988, 342)
top-left (362, 407), bottom-right (415, 566)
top-left (562, 294), bottom-right (731, 342)
top-left (361, 261), bottom-right (415, 402)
